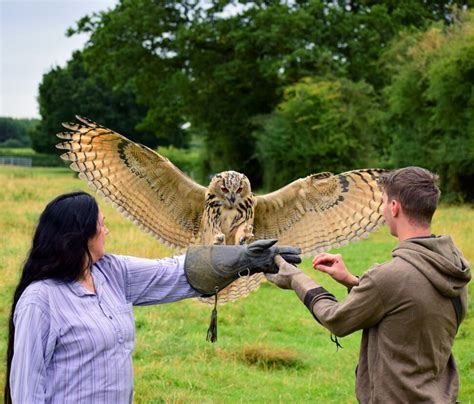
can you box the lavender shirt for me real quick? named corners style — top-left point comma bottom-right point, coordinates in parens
top-left (10, 253), bottom-right (199, 403)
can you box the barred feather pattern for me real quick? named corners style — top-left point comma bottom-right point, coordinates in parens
top-left (254, 169), bottom-right (386, 257)
top-left (199, 274), bottom-right (265, 305)
top-left (56, 116), bottom-right (385, 305)
top-left (56, 116), bottom-right (206, 250)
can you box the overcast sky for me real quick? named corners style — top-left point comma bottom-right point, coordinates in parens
top-left (0, 0), bottom-right (118, 119)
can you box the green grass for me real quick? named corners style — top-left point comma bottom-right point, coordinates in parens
top-left (0, 165), bottom-right (473, 403)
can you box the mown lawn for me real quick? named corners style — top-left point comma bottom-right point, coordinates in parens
top-left (0, 166), bottom-right (472, 403)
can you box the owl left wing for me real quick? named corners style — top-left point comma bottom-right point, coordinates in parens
top-left (56, 116), bottom-right (207, 249)
top-left (253, 169), bottom-right (385, 257)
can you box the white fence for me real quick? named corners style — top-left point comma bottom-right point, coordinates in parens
top-left (0, 156), bottom-right (33, 167)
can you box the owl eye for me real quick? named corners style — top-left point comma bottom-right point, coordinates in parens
top-left (221, 187), bottom-right (229, 193)
top-left (237, 187), bottom-right (243, 193)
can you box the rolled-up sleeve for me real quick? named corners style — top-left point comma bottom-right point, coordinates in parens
top-left (117, 254), bottom-right (200, 305)
top-left (11, 304), bottom-right (56, 403)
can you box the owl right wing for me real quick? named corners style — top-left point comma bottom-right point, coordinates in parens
top-left (56, 116), bottom-right (207, 249)
top-left (253, 169), bottom-right (385, 257)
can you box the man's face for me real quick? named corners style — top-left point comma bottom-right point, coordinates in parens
top-left (382, 193), bottom-right (396, 236)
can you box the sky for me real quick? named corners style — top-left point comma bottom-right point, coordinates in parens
top-left (0, 0), bottom-right (118, 119)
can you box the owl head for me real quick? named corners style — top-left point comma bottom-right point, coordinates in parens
top-left (209, 171), bottom-right (251, 208)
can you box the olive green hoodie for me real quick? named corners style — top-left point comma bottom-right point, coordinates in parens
top-left (311, 235), bottom-right (471, 404)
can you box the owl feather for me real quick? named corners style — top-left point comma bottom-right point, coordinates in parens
top-left (57, 116), bottom-right (385, 304)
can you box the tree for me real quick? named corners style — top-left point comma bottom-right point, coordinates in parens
top-left (254, 76), bottom-right (382, 189)
top-left (0, 117), bottom-right (36, 147)
top-left (69, 0), bottom-right (470, 185)
top-left (33, 51), bottom-right (155, 154)
top-left (317, 0), bottom-right (472, 89)
top-left (382, 11), bottom-right (474, 201)
top-left (70, 0), bottom-right (333, 184)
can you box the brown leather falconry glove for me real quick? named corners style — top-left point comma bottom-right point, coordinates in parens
top-left (184, 240), bottom-right (302, 343)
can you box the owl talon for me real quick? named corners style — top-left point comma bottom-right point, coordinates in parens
top-left (214, 234), bottom-right (225, 245)
top-left (239, 231), bottom-right (254, 244)
top-left (236, 223), bottom-right (254, 245)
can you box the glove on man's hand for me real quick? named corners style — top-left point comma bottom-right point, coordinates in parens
top-left (265, 255), bottom-right (306, 289)
top-left (184, 239), bottom-right (301, 295)
top-left (266, 255), bottom-right (320, 301)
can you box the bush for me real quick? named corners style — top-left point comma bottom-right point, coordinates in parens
top-left (0, 117), bottom-right (35, 147)
top-left (254, 77), bottom-right (384, 190)
top-left (157, 145), bottom-right (207, 185)
top-left (0, 139), bottom-right (25, 148)
top-left (382, 12), bottom-right (474, 201)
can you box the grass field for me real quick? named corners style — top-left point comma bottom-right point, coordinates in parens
top-left (0, 165), bottom-right (472, 403)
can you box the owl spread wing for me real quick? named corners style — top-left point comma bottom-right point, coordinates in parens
top-left (254, 169), bottom-right (385, 257)
top-left (56, 116), bottom-right (207, 249)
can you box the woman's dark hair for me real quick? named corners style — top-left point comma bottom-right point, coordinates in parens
top-left (5, 191), bottom-right (99, 403)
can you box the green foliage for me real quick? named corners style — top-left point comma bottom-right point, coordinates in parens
top-left (70, 1), bottom-right (331, 185)
top-left (68, 0), bottom-right (463, 187)
top-left (254, 77), bottom-right (383, 189)
top-left (382, 12), bottom-right (474, 201)
top-left (70, 0), bottom-right (196, 149)
top-left (182, 2), bottom-right (335, 184)
top-left (157, 144), bottom-right (207, 185)
top-left (0, 117), bottom-right (37, 147)
top-left (317, 0), bottom-right (471, 89)
top-left (26, 0), bottom-right (473, 197)
top-left (33, 51), bottom-right (154, 154)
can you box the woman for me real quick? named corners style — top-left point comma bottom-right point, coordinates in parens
top-left (5, 191), bottom-right (300, 403)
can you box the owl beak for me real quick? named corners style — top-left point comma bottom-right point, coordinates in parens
top-left (228, 193), bottom-right (236, 205)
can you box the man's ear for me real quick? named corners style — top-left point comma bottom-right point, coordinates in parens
top-left (391, 199), bottom-right (401, 217)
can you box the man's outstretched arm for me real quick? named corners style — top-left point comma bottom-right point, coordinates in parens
top-left (266, 256), bottom-right (386, 337)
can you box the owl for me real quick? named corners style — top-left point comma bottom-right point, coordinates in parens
top-left (56, 116), bottom-right (386, 303)
top-left (202, 171), bottom-right (255, 246)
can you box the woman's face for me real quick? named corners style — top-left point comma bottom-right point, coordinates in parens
top-left (87, 208), bottom-right (109, 263)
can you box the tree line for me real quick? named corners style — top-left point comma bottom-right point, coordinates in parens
top-left (0, 118), bottom-right (37, 148)
top-left (19, 1), bottom-right (474, 200)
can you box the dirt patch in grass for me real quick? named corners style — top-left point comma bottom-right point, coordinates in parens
top-left (239, 344), bottom-right (304, 369)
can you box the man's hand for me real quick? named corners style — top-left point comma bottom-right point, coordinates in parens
top-left (266, 256), bottom-right (319, 300)
top-left (312, 253), bottom-right (359, 289)
top-left (265, 255), bottom-right (305, 289)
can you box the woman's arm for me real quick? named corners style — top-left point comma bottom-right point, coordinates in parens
top-left (11, 303), bottom-right (56, 403)
top-left (100, 254), bottom-right (200, 306)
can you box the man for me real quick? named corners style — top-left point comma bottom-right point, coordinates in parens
top-left (267, 166), bottom-right (471, 403)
